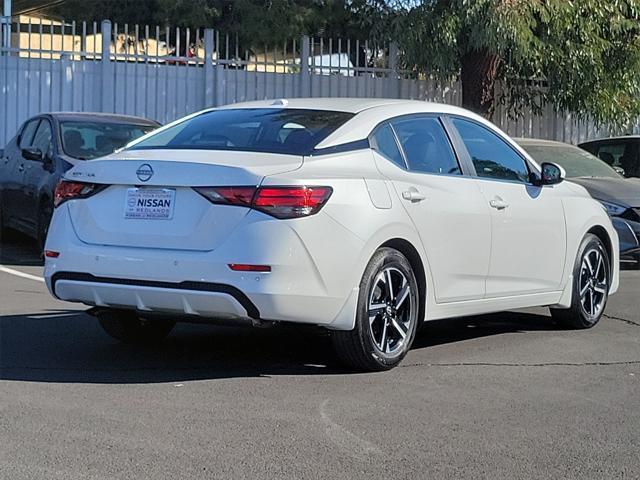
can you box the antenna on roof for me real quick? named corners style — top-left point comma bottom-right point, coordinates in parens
top-left (272, 99), bottom-right (289, 107)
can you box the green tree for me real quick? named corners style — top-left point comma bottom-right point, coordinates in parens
top-left (396, 0), bottom-right (640, 128)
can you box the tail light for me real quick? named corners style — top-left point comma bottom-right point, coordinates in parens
top-left (195, 186), bottom-right (332, 219)
top-left (54, 181), bottom-right (103, 208)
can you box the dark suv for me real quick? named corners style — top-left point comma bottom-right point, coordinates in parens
top-left (0, 112), bottom-right (159, 248)
top-left (579, 136), bottom-right (640, 178)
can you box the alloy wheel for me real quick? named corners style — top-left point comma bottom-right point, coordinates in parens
top-left (368, 267), bottom-right (413, 356)
top-left (579, 247), bottom-right (608, 317)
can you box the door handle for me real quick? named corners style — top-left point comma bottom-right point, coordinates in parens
top-left (17, 164), bottom-right (25, 172)
top-left (402, 188), bottom-right (426, 202)
top-left (489, 197), bottom-right (509, 210)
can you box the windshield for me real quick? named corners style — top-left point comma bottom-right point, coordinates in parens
top-left (61, 121), bottom-right (156, 160)
top-left (128, 108), bottom-right (354, 155)
top-left (520, 143), bottom-right (621, 179)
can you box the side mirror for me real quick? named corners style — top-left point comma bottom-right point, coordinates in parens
top-left (42, 154), bottom-right (54, 171)
top-left (22, 147), bottom-right (43, 161)
top-left (539, 162), bottom-right (565, 186)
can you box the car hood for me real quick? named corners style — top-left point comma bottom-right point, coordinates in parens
top-left (568, 177), bottom-right (640, 207)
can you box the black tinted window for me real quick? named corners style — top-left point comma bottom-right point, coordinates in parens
top-left (131, 109), bottom-right (354, 155)
top-left (31, 120), bottom-right (53, 157)
top-left (452, 118), bottom-right (529, 183)
top-left (594, 142), bottom-right (639, 177)
top-left (392, 117), bottom-right (460, 175)
top-left (19, 120), bottom-right (40, 148)
top-left (61, 122), bottom-right (155, 160)
top-left (372, 123), bottom-right (405, 168)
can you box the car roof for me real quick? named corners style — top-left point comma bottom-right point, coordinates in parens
top-left (220, 97), bottom-right (471, 115)
top-left (579, 135), bottom-right (640, 146)
top-left (44, 112), bottom-right (160, 126)
top-left (514, 137), bottom-right (576, 148)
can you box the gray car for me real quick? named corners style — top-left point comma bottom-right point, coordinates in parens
top-left (517, 138), bottom-right (640, 265)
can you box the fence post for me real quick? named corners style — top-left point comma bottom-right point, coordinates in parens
top-left (299, 35), bottom-right (310, 98)
top-left (215, 58), bottom-right (225, 106)
top-left (1, 0), bottom-right (10, 53)
top-left (203, 28), bottom-right (214, 107)
top-left (387, 41), bottom-right (400, 99)
top-left (60, 53), bottom-right (73, 111)
top-left (100, 20), bottom-right (112, 112)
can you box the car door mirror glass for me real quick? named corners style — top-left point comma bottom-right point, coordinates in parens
top-left (540, 162), bottom-right (564, 185)
top-left (22, 146), bottom-right (43, 161)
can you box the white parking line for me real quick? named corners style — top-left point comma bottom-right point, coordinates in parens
top-left (0, 266), bottom-right (45, 283)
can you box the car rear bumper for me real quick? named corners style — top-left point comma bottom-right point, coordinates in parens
top-left (51, 272), bottom-right (259, 319)
top-left (44, 205), bottom-right (362, 330)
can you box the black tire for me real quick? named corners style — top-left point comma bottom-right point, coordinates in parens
top-left (551, 234), bottom-right (610, 329)
top-left (97, 309), bottom-right (176, 344)
top-left (332, 247), bottom-right (420, 371)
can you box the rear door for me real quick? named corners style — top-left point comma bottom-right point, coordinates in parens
top-left (449, 117), bottom-right (566, 298)
top-left (371, 115), bottom-right (491, 303)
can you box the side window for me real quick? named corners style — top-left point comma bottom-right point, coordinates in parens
top-left (391, 117), bottom-right (461, 175)
top-left (595, 143), bottom-right (626, 167)
top-left (19, 119), bottom-right (40, 148)
top-left (452, 118), bottom-right (530, 183)
top-left (372, 123), bottom-right (405, 168)
top-left (31, 120), bottom-right (53, 159)
top-left (595, 142), bottom-right (639, 177)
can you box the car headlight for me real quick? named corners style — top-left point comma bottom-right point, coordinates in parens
top-left (599, 200), bottom-right (627, 216)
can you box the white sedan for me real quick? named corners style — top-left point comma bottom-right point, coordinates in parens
top-left (44, 99), bottom-right (619, 371)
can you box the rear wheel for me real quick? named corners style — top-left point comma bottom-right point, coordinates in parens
top-left (551, 234), bottom-right (610, 329)
top-left (96, 309), bottom-right (175, 344)
top-left (332, 247), bottom-right (419, 371)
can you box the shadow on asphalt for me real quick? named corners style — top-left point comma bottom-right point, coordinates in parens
top-left (0, 308), bottom-right (558, 384)
top-left (0, 228), bottom-right (43, 267)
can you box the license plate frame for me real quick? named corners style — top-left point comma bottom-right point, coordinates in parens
top-left (124, 188), bottom-right (176, 220)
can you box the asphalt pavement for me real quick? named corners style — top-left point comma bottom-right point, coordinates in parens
top-left (1, 229), bottom-right (639, 479)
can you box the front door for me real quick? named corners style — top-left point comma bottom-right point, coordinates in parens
top-left (449, 117), bottom-right (566, 297)
top-left (21, 118), bottom-right (54, 233)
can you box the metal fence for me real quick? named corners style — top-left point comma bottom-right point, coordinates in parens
top-left (1, 16), bottom-right (638, 147)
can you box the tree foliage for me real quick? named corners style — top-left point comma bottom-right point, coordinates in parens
top-left (396, 0), bottom-right (640, 128)
top-left (45, 0), bottom-right (640, 128)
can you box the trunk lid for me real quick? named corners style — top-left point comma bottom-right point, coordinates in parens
top-left (64, 150), bottom-right (302, 251)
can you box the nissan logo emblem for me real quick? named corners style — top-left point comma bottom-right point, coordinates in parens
top-left (136, 164), bottom-right (154, 182)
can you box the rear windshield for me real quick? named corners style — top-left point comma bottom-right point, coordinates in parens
top-left (61, 121), bottom-right (156, 160)
top-left (129, 108), bottom-right (354, 155)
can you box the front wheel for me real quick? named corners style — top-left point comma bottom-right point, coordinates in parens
top-left (96, 309), bottom-right (176, 344)
top-left (332, 247), bottom-right (420, 371)
top-left (551, 234), bottom-right (610, 329)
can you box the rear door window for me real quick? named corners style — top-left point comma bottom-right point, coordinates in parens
top-left (371, 123), bottom-right (406, 169)
top-left (390, 117), bottom-right (461, 175)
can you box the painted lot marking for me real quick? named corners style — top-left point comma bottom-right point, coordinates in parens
top-left (0, 266), bottom-right (45, 283)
